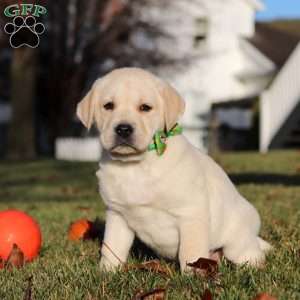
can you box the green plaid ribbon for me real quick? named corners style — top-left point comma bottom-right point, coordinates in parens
top-left (147, 124), bottom-right (183, 156)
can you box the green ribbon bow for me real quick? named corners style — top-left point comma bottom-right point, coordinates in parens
top-left (147, 124), bottom-right (183, 156)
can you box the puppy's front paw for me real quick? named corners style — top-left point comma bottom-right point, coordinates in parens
top-left (181, 264), bottom-right (194, 274)
top-left (99, 256), bottom-right (120, 272)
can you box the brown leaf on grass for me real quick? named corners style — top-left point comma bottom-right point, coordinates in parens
top-left (201, 289), bottom-right (213, 300)
top-left (23, 276), bottom-right (33, 300)
top-left (132, 288), bottom-right (166, 300)
top-left (124, 259), bottom-right (172, 277)
top-left (5, 243), bottom-right (25, 269)
top-left (187, 257), bottom-right (218, 278)
top-left (209, 248), bottom-right (223, 264)
top-left (252, 293), bottom-right (277, 300)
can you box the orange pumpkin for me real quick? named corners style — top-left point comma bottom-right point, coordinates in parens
top-left (68, 219), bottom-right (93, 241)
top-left (0, 210), bottom-right (42, 262)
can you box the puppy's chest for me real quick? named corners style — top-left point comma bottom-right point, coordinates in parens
top-left (97, 166), bottom-right (179, 257)
top-left (97, 166), bottom-right (162, 209)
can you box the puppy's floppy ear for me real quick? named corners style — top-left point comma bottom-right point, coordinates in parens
top-left (76, 82), bottom-right (99, 130)
top-left (77, 78), bottom-right (106, 129)
top-left (160, 82), bottom-right (185, 131)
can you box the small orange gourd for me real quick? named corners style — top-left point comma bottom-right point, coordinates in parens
top-left (68, 218), bottom-right (93, 241)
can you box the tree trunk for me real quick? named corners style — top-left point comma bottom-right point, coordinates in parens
top-left (7, 48), bottom-right (37, 159)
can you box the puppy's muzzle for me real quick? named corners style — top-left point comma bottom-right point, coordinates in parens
top-left (110, 123), bottom-right (142, 156)
top-left (115, 123), bottom-right (134, 139)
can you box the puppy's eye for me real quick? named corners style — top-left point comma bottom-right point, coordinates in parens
top-left (103, 102), bottom-right (114, 110)
top-left (139, 104), bottom-right (152, 112)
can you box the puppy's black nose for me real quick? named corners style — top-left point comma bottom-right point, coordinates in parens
top-left (115, 123), bottom-right (134, 139)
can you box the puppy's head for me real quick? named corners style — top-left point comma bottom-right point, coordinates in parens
top-left (76, 68), bottom-right (185, 161)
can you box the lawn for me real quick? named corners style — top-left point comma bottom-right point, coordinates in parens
top-left (0, 151), bottom-right (299, 300)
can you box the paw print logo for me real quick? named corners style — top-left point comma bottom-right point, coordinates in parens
top-left (4, 16), bottom-right (45, 48)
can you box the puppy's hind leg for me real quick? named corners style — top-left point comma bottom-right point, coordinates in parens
top-left (223, 234), bottom-right (266, 267)
top-left (179, 219), bottom-right (210, 273)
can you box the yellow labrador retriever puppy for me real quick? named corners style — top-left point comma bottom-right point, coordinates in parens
top-left (77, 67), bottom-right (271, 272)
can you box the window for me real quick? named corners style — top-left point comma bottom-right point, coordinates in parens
top-left (194, 17), bottom-right (208, 48)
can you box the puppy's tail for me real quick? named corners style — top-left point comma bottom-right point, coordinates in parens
top-left (257, 237), bottom-right (272, 252)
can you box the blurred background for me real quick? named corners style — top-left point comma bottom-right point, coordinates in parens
top-left (0, 0), bottom-right (299, 161)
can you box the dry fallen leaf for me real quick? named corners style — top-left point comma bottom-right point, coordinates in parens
top-left (209, 249), bottom-right (223, 263)
top-left (124, 259), bottom-right (172, 277)
top-left (252, 293), bottom-right (277, 300)
top-left (23, 276), bottom-right (33, 300)
top-left (201, 289), bottom-right (213, 300)
top-left (187, 257), bottom-right (218, 278)
top-left (132, 288), bottom-right (166, 300)
top-left (5, 243), bottom-right (25, 269)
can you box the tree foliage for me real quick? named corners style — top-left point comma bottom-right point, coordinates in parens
top-left (0, 0), bottom-right (170, 156)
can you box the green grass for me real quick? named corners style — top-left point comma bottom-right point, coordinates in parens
top-left (0, 151), bottom-right (300, 299)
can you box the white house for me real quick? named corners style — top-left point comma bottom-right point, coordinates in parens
top-left (132, 0), bottom-right (276, 150)
top-left (56, 0), bottom-right (300, 160)
top-left (260, 42), bottom-right (300, 152)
